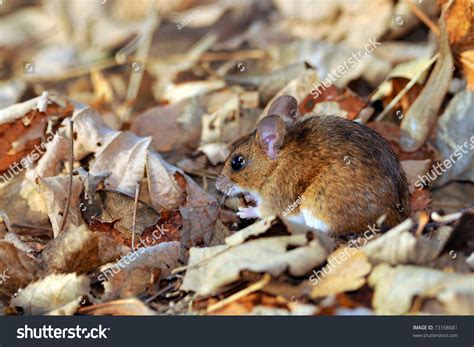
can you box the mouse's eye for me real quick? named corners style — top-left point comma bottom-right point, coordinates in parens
top-left (231, 155), bottom-right (245, 172)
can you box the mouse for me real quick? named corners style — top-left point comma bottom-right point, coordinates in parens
top-left (216, 95), bottom-right (410, 235)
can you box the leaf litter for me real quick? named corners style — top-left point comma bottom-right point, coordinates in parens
top-left (0, 0), bottom-right (472, 316)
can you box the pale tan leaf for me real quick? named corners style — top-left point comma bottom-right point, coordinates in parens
top-left (11, 273), bottom-right (90, 315)
top-left (36, 175), bottom-right (83, 238)
top-left (310, 247), bottom-right (372, 298)
top-left (181, 233), bottom-right (330, 296)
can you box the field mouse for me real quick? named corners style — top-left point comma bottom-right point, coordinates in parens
top-left (216, 95), bottom-right (410, 235)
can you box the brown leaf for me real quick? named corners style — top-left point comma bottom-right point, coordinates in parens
top-left (0, 241), bottom-right (40, 300)
top-left (100, 241), bottom-right (181, 301)
top-left (300, 85), bottom-right (367, 120)
top-left (0, 95), bottom-right (72, 173)
top-left (41, 224), bottom-right (124, 274)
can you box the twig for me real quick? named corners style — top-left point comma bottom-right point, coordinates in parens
top-left (120, 5), bottom-right (160, 123)
top-left (11, 223), bottom-right (53, 232)
top-left (375, 53), bottom-right (439, 121)
top-left (131, 181), bottom-right (141, 251)
top-left (404, 0), bottom-right (440, 36)
top-left (145, 283), bottom-right (176, 303)
top-left (59, 121), bottom-right (74, 234)
top-left (415, 212), bottom-right (429, 238)
top-left (206, 274), bottom-right (271, 313)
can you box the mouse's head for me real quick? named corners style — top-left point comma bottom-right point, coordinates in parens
top-left (216, 95), bottom-right (297, 198)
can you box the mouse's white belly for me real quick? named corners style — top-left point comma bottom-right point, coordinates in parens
top-left (285, 209), bottom-right (330, 232)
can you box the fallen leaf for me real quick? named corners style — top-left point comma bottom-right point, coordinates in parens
top-left (368, 264), bottom-right (474, 314)
top-left (100, 241), bottom-right (180, 301)
top-left (362, 219), bottom-right (448, 266)
top-left (310, 247), bottom-right (372, 298)
top-left (11, 273), bottom-right (90, 315)
top-left (36, 175), bottom-right (83, 238)
top-left (181, 231), bottom-right (330, 296)
top-left (41, 224), bottom-right (124, 274)
top-left (0, 241), bottom-right (40, 300)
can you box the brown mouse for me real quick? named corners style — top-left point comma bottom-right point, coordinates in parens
top-left (216, 95), bottom-right (410, 235)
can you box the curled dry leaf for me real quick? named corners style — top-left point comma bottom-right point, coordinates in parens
top-left (399, 7), bottom-right (454, 152)
top-left (36, 175), bottom-right (83, 238)
top-left (146, 151), bottom-right (184, 210)
top-left (41, 224), bottom-right (124, 274)
top-left (225, 216), bottom-right (279, 246)
top-left (434, 90), bottom-right (474, 186)
top-left (369, 264), bottom-right (474, 315)
top-left (100, 241), bottom-right (180, 301)
top-left (362, 219), bottom-right (449, 266)
top-left (181, 228), bottom-right (331, 296)
top-left (198, 142), bottom-right (230, 166)
top-left (400, 159), bottom-right (432, 193)
top-left (0, 241), bottom-right (40, 300)
top-left (201, 94), bottom-right (249, 145)
top-left (310, 247), bottom-right (372, 299)
top-left (0, 94), bottom-right (72, 173)
top-left (90, 131), bottom-right (151, 196)
top-left (11, 273), bottom-right (90, 315)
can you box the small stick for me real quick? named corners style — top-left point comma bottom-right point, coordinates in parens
top-left (59, 121), bottom-right (74, 234)
top-left (415, 212), bottom-right (429, 238)
top-left (375, 53), bottom-right (439, 121)
top-left (403, 0), bottom-right (440, 36)
top-left (11, 223), bottom-right (53, 232)
top-left (206, 274), bottom-right (271, 313)
top-left (131, 181), bottom-right (141, 251)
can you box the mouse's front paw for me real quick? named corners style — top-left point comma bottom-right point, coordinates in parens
top-left (237, 206), bottom-right (261, 219)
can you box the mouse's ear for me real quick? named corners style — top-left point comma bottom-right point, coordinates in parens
top-left (267, 95), bottom-right (298, 122)
top-left (257, 115), bottom-right (286, 160)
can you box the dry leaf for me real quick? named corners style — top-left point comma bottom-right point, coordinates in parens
top-left (41, 224), bottom-right (124, 274)
top-left (369, 264), bottom-right (474, 314)
top-left (100, 241), bottom-right (180, 301)
top-left (0, 241), bottom-right (40, 300)
top-left (181, 232), bottom-right (330, 296)
top-left (36, 175), bottom-right (83, 238)
top-left (11, 273), bottom-right (90, 315)
top-left (362, 219), bottom-right (448, 265)
top-left (310, 247), bottom-right (372, 298)
top-left (434, 90), bottom-right (474, 186)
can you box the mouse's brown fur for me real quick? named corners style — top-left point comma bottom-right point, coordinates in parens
top-left (217, 114), bottom-right (410, 235)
